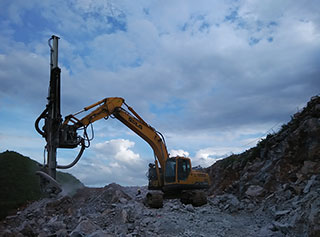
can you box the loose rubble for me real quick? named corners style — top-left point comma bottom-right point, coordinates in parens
top-left (1, 183), bottom-right (276, 237)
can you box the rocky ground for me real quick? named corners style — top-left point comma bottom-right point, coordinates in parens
top-left (0, 183), bottom-right (284, 237)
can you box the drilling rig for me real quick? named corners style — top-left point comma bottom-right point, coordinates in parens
top-left (35, 36), bottom-right (85, 193)
top-left (35, 35), bottom-right (62, 192)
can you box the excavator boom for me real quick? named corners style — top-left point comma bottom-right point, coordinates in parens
top-left (64, 97), bottom-right (169, 169)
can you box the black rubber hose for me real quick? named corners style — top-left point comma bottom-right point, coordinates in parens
top-left (35, 108), bottom-right (48, 137)
top-left (57, 139), bottom-right (86, 169)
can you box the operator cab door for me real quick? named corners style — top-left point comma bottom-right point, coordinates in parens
top-left (164, 158), bottom-right (177, 183)
top-left (177, 158), bottom-right (191, 181)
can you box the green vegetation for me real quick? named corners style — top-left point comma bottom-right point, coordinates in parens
top-left (219, 154), bottom-right (239, 169)
top-left (219, 145), bottom-right (262, 170)
top-left (218, 131), bottom-right (278, 170)
top-left (0, 150), bottom-right (83, 219)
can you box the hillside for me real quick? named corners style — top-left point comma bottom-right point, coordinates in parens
top-left (0, 151), bottom-right (83, 219)
top-left (207, 95), bottom-right (320, 236)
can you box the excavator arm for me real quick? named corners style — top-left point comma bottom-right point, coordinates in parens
top-left (63, 97), bottom-right (123, 128)
top-left (62, 97), bottom-right (169, 187)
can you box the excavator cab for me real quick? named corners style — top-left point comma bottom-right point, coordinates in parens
top-left (164, 157), bottom-right (195, 190)
top-left (148, 157), bottom-right (192, 190)
top-left (164, 157), bottom-right (191, 184)
top-left (148, 156), bottom-right (209, 192)
top-left (147, 157), bottom-right (209, 207)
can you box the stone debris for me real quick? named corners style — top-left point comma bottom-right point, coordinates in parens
top-left (0, 183), bottom-right (278, 237)
top-left (245, 185), bottom-right (264, 197)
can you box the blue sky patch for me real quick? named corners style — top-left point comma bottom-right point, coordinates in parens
top-left (180, 14), bottom-right (210, 33)
top-left (224, 9), bottom-right (239, 23)
top-left (268, 37), bottom-right (274, 42)
top-left (11, 9), bottom-right (53, 44)
top-left (149, 97), bottom-right (186, 116)
top-left (106, 15), bottom-right (127, 33)
top-left (249, 37), bottom-right (260, 46)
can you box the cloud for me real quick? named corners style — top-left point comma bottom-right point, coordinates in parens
top-left (94, 139), bottom-right (141, 165)
top-left (0, 49), bottom-right (48, 102)
top-left (193, 147), bottom-right (243, 168)
top-left (68, 139), bottom-right (146, 186)
top-left (170, 149), bottom-right (189, 157)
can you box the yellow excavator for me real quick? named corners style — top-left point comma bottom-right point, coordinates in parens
top-left (59, 97), bottom-right (210, 207)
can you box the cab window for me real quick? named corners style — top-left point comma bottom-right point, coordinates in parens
top-left (165, 159), bottom-right (176, 183)
top-left (178, 159), bottom-right (190, 181)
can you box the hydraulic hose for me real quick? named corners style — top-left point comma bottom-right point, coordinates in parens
top-left (57, 139), bottom-right (86, 169)
top-left (35, 108), bottom-right (48, 137)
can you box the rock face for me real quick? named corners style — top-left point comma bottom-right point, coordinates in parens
top-left (207, 95), bottom-right (320, 236)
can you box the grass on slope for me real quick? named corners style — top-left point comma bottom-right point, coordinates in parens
top-left (0, 150), bottom-right (83, 219)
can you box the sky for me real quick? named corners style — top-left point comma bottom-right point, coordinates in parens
top-left (0, 0), bottom-right (319, 187)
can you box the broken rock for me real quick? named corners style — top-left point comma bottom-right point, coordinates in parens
top-left (245, 185), bottom-right (264, 197)
top-left (303, 175), bottom-right (317, 194)
top-left (301, 161), bottom-right (318, 174)
top-left (70, 219), bottom-right (101, 236)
